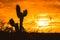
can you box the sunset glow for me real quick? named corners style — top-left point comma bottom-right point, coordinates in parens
top-left (0, 0), bottom-right (60, 33)
top-left (37, 21), bottom-right (49, 26)
top-left (35, 18), bottom-right (50, 26)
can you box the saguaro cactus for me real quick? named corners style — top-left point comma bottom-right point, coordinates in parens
top-left (16, 5), bottom-right (28, 32)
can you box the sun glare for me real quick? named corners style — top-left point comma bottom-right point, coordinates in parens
top-left (35, 18), bottom-right (50, 27)
top-left (37, 21), bottom-right (49, 26)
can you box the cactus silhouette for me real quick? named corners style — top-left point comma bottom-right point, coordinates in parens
top-left (16, 5), bottom-right (28, 32)
top-left (9, 19), bottom-right (15, 26)
top-left (15, 23), bottom-right (19, 32)
top-left (23, 10), bottom-right (27, 17)
top-left (9, 18), bottom-right (19, 32)
top-left (9, 5), bottom-right (28, 32)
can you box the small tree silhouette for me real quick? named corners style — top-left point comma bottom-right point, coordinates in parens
top-left (16, 5), bottom-right (28, 32)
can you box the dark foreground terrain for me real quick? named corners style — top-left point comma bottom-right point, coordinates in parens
top-left (0, 31), bottom-right (60, 40)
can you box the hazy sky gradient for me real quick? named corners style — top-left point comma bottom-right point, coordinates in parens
top-left (0, 0), bottom-right (60, 22)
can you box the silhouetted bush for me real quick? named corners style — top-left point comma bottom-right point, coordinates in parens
top-left (4, 27), bottom-right (12, 32)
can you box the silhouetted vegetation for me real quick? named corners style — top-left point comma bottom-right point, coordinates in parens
top-left (9, 5), bottom-right (28, 32)
top-left (9, 19), bottom-right (15, 26)
top-left (9, 18), bottom-right (19, 32)
top-left (4, 27), bottom-right (12, 32)
top-left (16, 5), bottom-right (27, 32)
top-left (0, 4), bottom-right (59, 40)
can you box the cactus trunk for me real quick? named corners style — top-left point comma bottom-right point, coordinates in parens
top-left (20, 17), bottom-right (24, 32)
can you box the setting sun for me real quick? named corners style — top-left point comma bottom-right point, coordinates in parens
top-left (35, 14), bottom-right (50, 26)
top-left (37, 21), bottom-right (49, 26)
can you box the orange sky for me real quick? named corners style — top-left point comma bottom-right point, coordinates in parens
top-left (0, 0), bottom-right (60, 22)
top-left (0, 0), bottom-right (60, 33)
